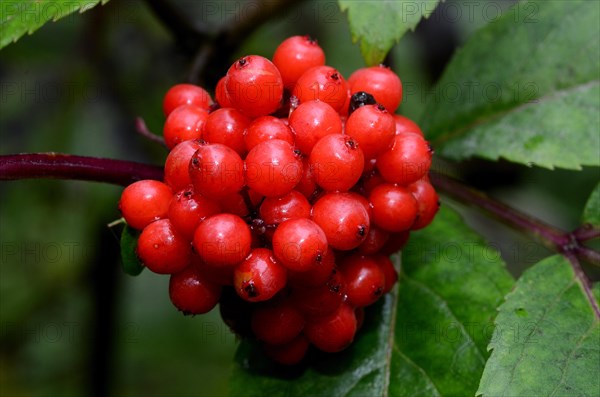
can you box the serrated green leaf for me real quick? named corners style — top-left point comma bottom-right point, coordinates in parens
top-left (421, 0), bottom-right (600, 170)
top-left (120, 225), bottom-right (144, 276)
top-left (339, 0), bottom-right (441, 65)
top-left (0, 0), bottom-right (111, 50)
top-left (477, 255), bottom-right (600, 396)
top-left (583, 183), bottom-right (600, 227)
top-left (229, 206), bottom-right (514, 397)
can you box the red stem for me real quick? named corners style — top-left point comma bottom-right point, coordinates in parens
top-left (0, 153), bottom-right (163, 186)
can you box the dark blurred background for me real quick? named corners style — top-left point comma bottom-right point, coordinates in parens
top-left (1, 1), bottom-right (598, 396)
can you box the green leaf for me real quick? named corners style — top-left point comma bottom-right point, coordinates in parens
top-left (582, 183), bottom-right (600, 227)
top-left (394, 206), bottom-right (514, 395)
top-left (339, 0), bottom-right (441, 65)
top-left (477, 255), bottom-right (600, 396)
top-left (0, 0), bottom-right (111, 50)
top-left (229, 206), bottom-right (514, 397)
top-left (421, 0), bottom-right (600, 170)
top-left (120, 225), bottom-right (144, 276)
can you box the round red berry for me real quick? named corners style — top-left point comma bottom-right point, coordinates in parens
top-left (312, 192), bottom-right (370, 250)
top-left (288, 100), bottom-right (342, 155)
top-left (163, 140), bottom-right (202, 191)
top-left (225, 55), bottom-right (283, 118)
top-left (309, 134), bottom-right (364, 192)
top-left (251, 299), bottom-right (305, 345)
top-left (339, 254), bottom-right (385, 307)
top-left (376, 133), bottom-right (432, 186)
top-left (245, 139), bottom-right (302, 197)
top-left (272, 218), bottom-right (328, 272)
top-left (163, 83), bottom-right (212, 116)
top-left (169, 264), bottom-right (221, 315)
top-left (163, 105), bottom-right (209, 149)
top-left (193, 213), bottom-right (252, 267)
top-left (369, 183), bottom-right (418, 232)
top-left (293, 66), bottom-right (348, 113)
top-left (189, 142), bottom-right (245, 200)
top-left (345, 104), bottom-right (395, 159)
top-left (273, 35), bottom-right (326, 89)
top-left (233, 248), bottom-right (287, 302)
top-left (137, 219), bottom-right (191, 274)
top-left (168, 188), bottom-right (220, 240)
top-left (244, 115), bottom-right (294, 151)
top-left (119, 180), bottom-right (172, 230)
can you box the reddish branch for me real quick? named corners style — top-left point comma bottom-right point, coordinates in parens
top-left (430, 170), bottom-right (600, 318)
top-left (0, 153), bottom-right (163, 186)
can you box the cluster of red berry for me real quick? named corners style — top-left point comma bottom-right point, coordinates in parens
top-left (118, 36), bottom-right (438, 364)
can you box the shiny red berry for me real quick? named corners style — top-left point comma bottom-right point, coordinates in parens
top-left (293, 66), bottom-right (348, 113)
top-left (233, 248), bottom-right (287, 302)
top-left (189, 142), bottom-right (244, 200)
top-left (376, 133), bottom-right (432, 186)
top-left (273, 35), bottom-right (326, 89)
top-left (193, 213), bottom-right (252, 267)
top-left (137, 219), bottom-right (191, 274)
top-left (345, 104), bottom-right (395, 159)
top-left (339, 254), bottom-right (385, 307)
top-left (272, 218), bottom-right (328, 272)
top-left (119, 180), bottom-right (172, 230)
top-left (309, 134), bottom-right (364, 192)
top-left (225, 55), bottom-right (283, 118)
top-left (369, 183), bottom-right (418, 232)
top-left (169, 264), bottom-right (221, 315)
top-left (163, 140), bottom-right (202, 191)
top-left (288, 100), bottom-right (342, 155)
top-left (251, 299), bottom-right (305, 345)
top-left (245, 139), bottom-right (303, 197)
top-left (244, 115), bottom-right (294, 151)
top-left (163, 105), bottom-right (209, 149)
top-left (168, 188), bottom-right (220, 240)
top-left (163, 84), bottom-right (212, 116)
top-left (312, 192), bottom-right (370, 250)
top-left (202, 108), bottom-right (251, 157)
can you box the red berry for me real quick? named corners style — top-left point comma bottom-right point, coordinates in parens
top-left (339, 254), bottom-right (385, 307)
top-left (408, 178), bottom-right (440, 230)
top-left (137, 219), bottom-right (191, 274)
top-left (164, 140), bottom-right (202, 191)
top-left (288, 100), bottom-right (342, 155)
top-left (163, 105), bottom-right (209, 149)
top-left (259, 190), bottom-right (311, 226)
top-left (293, 66), bottom-right (348, 113)
top-left (376, 133), bottom-right (432, 186)
top-left (304, 303), bottom-right (357, 353)
top-left (225, 55), bottom-right (283, 118)
top-left (263, 334), bottom-right (310, 365)
top-left (309, 134), bottom-right (364, 192)
top-left (119, 180), bottom-right (172, 230)
top-left (163, 84), bottom-right (212, 116)
top-left (273, 35), bottom-right (326, 89)
top-left (348, 65), bottom-right (402, 112)
top-left (168, 188), bottom-right (220, 240)
top-left (169, 264), bottom-right (221, 315)
top-left (345, 104), bottom-right (395, 159)
top-left (189, 142), bottom-right (244, 200)
top-left (312, 192), bottom-right (370, 250)
top-left (244, 115), bottom-right (294, 151)
top-left (233, 248), bottom-right (287, 302)
top-left (394, 114), bottom-right (423, 136)
top-left (272, 218), bottom-right (328, 272)
top-left (193, 213), bottom-right (252, 267)
top-left (203, 107), bottom-right (251, 157)
top-left (245, 139), bottom-right (303, 197)
top-left (369, 183), bottom-right (418, 232)
top-left (251, 299), bottom-right (305, 345)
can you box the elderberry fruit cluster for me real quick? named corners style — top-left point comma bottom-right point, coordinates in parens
top-left (118, 35), bottom-right (439, 365)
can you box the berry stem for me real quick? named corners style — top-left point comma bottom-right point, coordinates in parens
top-left (430, 170), bottom-right (600, 318)
top-left (0, 153), bottom-right (163, 186)
top-left (135, 117), bottom-right (168, 148)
